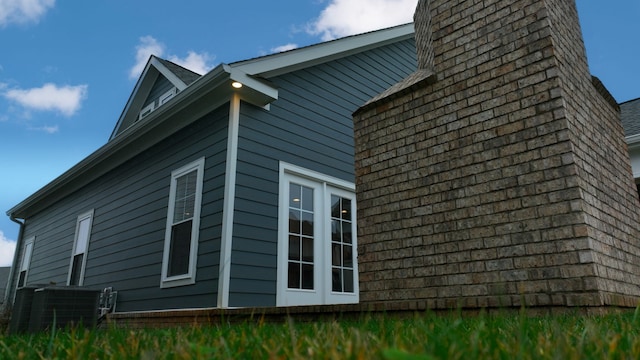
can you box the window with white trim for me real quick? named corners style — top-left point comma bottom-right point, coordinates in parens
top-left (17, 237), bottom-right (35, 288)
top-left (161, 157), bottom-right (205, 288)
top-left (68, 210), bottom-right (94, 286)
top-left (277, 163), bottom-right (359, 306)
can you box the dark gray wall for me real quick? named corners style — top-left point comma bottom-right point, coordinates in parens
top-left (228, 38), bottom-right (417, 307)
top-left (15, 106), bottom-right (229, 312)
top-left (142, 75), bottom-right (174, 109)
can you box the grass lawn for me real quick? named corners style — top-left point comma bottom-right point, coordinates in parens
top-left (1, 308), bottom-right (639, 359)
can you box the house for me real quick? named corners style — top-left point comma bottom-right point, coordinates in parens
top-left (0, 267), bottom-right (9, 309)
top-left (622, 97), bottom-right (640, 191)
top-left (5, 24), bottom-right (417, 312)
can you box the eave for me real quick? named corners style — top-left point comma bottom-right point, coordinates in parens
top-left (7, 65), bottom-right (278, 219)
top-left (231, 23), bottom-right (415, 78)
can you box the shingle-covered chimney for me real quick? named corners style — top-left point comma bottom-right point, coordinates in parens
top-left (354, 0), bottom-right (640, 309)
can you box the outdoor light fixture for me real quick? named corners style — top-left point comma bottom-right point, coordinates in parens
top-left (231, 81), bottom-right (243, 89)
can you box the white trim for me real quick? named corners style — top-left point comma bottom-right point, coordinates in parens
top-left (138, 102), bottom-right (155, 121)
top-left (160, 157), bottom-right (205, 288)
top-left (276, 162), bottom-right (359, 306)
top-left (231, 23), bottom-right (414, 78)
top-left (16, 236), bottom-right (35, 289)
top-left (218, 93), bottom-right (241, 308)
top-left (67, 210), bottom-right (94, 286)
top-left (159, 87), bottom-right (178, 105)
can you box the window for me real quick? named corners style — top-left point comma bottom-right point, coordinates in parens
top-left (138, 87), bottom-right (177, 121)
top-left (161, 157), bottom-right (205, 288)
top-left (159, 87), bottom-right (177, 105)
top-left (277, 163), bottom-right (359, 306)
top-left (17, 237), bottom-right (35, 288)
top-left (67, 210), bottom-right (94, 286)
top-left (138, 102), bottom-right (155, 120)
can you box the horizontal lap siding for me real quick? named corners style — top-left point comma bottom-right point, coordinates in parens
top-left (228, 39), bottom-right (417, 307)
top-left (18, 106), bottom-right (229, 312)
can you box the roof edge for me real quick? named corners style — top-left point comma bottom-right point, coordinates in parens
top-left (231, 23), bottom-right (415, 78)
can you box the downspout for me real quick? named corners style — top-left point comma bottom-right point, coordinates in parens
top-left (5, 214), bottom-right (24, 306)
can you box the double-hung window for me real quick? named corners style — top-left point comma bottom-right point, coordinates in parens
top-left (17, 237), bottom-right (35, 288)
top-left (161, 157), bottom-right (205, 288)
top-left (277, 163), bottom-right (359, 306)
top-left (68, 210), bottom-right (94, 286)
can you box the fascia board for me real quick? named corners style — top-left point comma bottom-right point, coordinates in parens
top-left (151, 57), bottom-right (189, 91)
top-left (232, 23), bottom-right (414, 78)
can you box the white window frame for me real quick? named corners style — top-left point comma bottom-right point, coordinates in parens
top-left (138, 102), bottom-right (155, 121)
top-left (16, 236), bottom-right (35, 289)
top-left (161, 157), bottom-right (205, 288)
top-left (159, 87), bottom-right (177, 105)
top-left (67, 210), bottom-right (94, 286)
top-left (276, 162), bottom-right (359, 306)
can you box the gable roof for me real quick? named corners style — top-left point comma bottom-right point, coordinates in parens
top-left (7, 23), bottom-right (416, 220)
top-left (622, 97), bottom-right (640, 140)
top-left (109, 56), bottom-right (202, 139)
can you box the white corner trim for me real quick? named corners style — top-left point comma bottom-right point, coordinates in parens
top-left (218, 93), bottom-right (241, 308)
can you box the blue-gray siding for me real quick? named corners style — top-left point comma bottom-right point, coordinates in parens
top-left (228, 38), bottom-right (417, 306)
top-left (16, 106), bottom-right (229, 312)
top-left (142, 76), bottom-right (174, 109)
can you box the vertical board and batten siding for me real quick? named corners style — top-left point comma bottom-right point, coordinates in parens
top-left (228, 38), bottom-right (417, 306)
top-left (16, 106), bottom-right (230, 312)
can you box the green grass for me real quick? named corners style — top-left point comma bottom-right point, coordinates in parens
top-left (1, 309), bottom-right (640, 359)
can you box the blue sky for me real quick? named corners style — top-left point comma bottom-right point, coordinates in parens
top-left (0, 0), bottom-right (638, 266)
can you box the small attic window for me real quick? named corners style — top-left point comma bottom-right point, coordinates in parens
top-left (139, 103), bottom-right (155, 121)
top-left (138, 87), bottom-right (178, 121)
top-left (160, 87), bottom-right (177, 105)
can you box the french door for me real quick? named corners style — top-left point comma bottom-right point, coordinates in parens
top-left (277, 165), bottom-right (359, 306)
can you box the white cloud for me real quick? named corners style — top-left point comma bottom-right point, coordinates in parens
top-left (29, 124), bottom-right (58, 133)
top-left (308, 0), bottom-right (417, 41)
top-left (3, 83), bottom-right (88, 117)
top-left (168, 51), bottom-right (214, 76)
top-left (130, 36), bottom-right (215, 79)
top-left (0, 231), bottom-right (16, 267)
top-left (271, 43), bottom-right (299, 53)
top-left (129, 36), bottom-right (165, 79)
top-left (0, 0), bottom-right (55, 27)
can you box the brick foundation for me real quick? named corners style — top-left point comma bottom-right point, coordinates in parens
top-left (353, 0), bottom-right (640, 308)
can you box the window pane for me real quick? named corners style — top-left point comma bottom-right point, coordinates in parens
top-left (288, 236), bottom-right (300, 261)
top-left (69, 254), bottom-right (84, 286)
top-left (168, 220), bottom-right (192, 277)
top-left (289, 210), bottom-right (301, 234)
top-left (17, 271), bottom-right (26, 288)
top-left (343, 244), bottom-right (353, 268)
top-left (301, 264), bottom-right (314, 289)
top-left (302, 237), bottom-right (314, 263)
top-left (173, 170), bottom-right (197, 223)
top-left (332, 268), bottom-right (342, 292)
top-left (301, 211), bottom-right (314, 236)
top-left (343, 221), bottom-right (352, 244)
top-left (75, 217), bottom-right (91, 255)
top-left (289, 183), bottom-right (301, 209)
top-left (21, 242), bottom-right (33, 271)
top-left (341, 199), bottom-right (352, 221)
top-left (332, 243), bottom-right (341, 266)
top-left (288, 262), bottom-right (300, 288)
top-left (331, 220), bottom-right (341, 242)
top-left (331, 195), bottom-right (340, 218)
top-left (344, 270), bottom-right (354, 293)
top-left (301, 186), bottom-right (313, 211)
